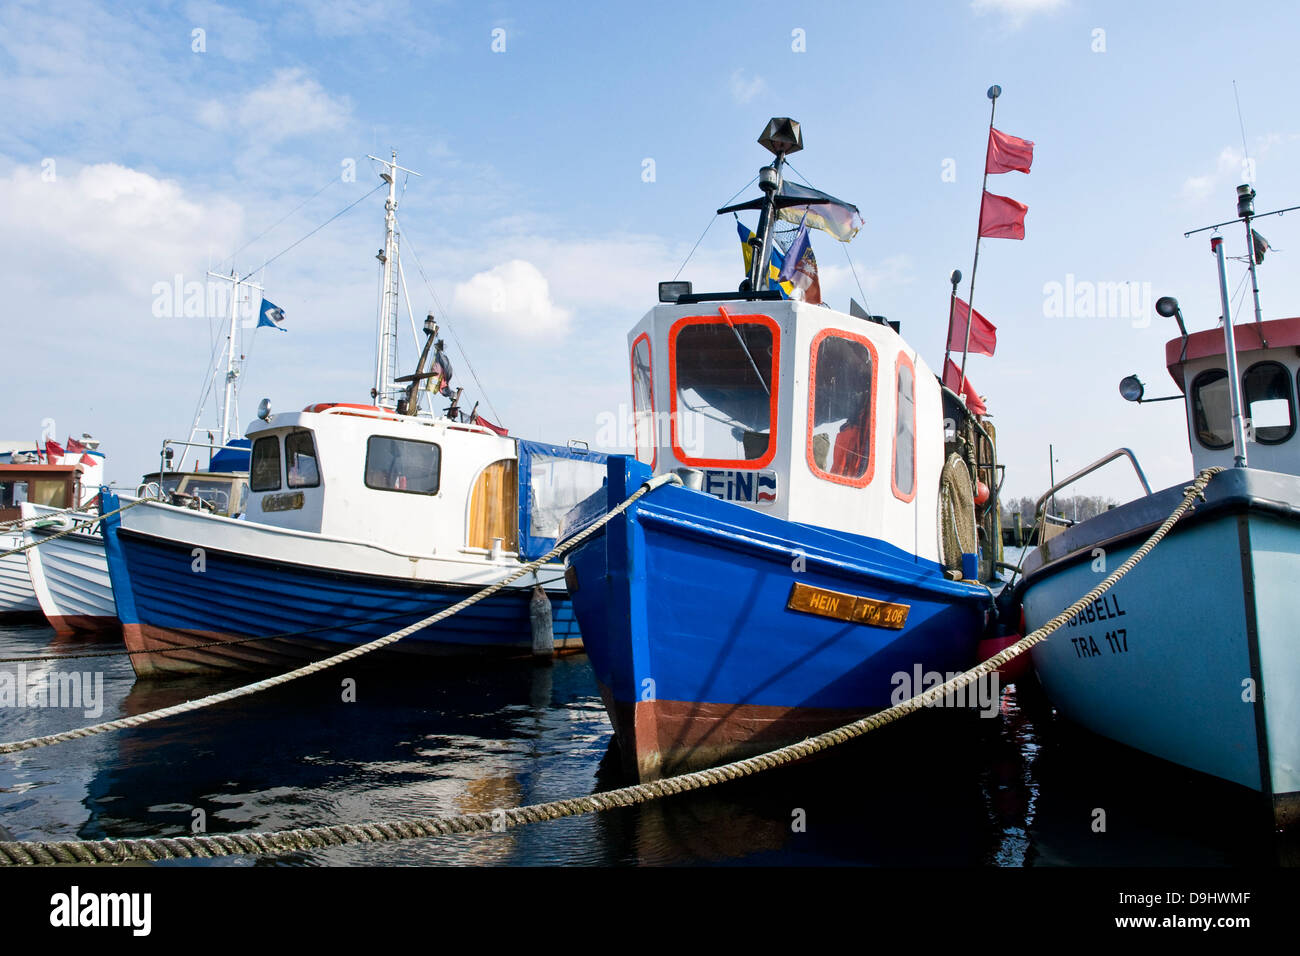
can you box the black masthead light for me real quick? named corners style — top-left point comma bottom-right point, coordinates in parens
top-left (758, 118), bottom-right (802, 156)
top-left (1119, 375), bottom-right (1144, 402)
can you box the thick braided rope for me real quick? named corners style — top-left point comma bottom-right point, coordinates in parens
top-left (0, 468), bottom-right (1222, 865)
top-left (0, 499), bottom-right (147, 561)
top-left (0, 474), bottom-right (679, 755)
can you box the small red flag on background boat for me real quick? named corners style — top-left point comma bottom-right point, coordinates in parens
top-left (472, 413), bottom-right (509, 437)
top-left (979, 191), bottom-right (1028, 240)
top-left (80, 453), bottom-right (97, 467)
top-left (44, 439), bottom-right (64, 461)
top-left (985, 128), bottom-right (1034, 175)
top-left (65, 437), bottom-right (86, 454)
top-left (947, 298), bottom-right (998, 357)
top-left (943, 359), bottom-right (987, 416)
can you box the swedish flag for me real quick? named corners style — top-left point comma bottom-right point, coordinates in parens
top-left (737, 219), bottom-right (793, 298)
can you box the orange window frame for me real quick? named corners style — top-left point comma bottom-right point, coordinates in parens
top-left (668, 310), bottom-right (781, 470)
top-left (630, 332), bottom-right (657, 470)
top-left (806, 327), bottom-right (879, 489)
top-left (891, 351), bottom-right (917, 502)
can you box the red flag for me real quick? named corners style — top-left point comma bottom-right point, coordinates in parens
top-left (947, 298), bottom-right (997, 357)
top-left (472, 413), bottom-right (509, 437)
top-left (979, 190), bottom-right (1028, 240)
top-left (65, 437), bottom-right (86, 454)
top-left (80, 453), bottom-right (97, 467)
top-left (943, 359), bottom-right (987, 416)
top-left (986, 128), bottom-right (1034, 175)
top-left (44, 439), bottom-right (65, 461)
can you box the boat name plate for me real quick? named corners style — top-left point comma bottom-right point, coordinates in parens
top-left (787, 582), bottom-right (910, 630)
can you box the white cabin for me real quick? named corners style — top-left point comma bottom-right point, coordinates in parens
top-left (1167, 316), bottom-right (1300, 477)
top-left (626, 298), bottom-right (946, 564)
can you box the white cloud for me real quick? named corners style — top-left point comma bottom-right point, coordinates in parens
top-left (449, 260), bottom-right (571, 337)
top-left (729, 69), bottom-right (766, 104)
top-left (971, 0), bottom-right (1066, 27)
top-left (199, 69), bottom-right (351, 143)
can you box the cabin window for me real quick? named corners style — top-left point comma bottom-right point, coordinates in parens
top-left (631, 333), bottom-right (656, 467)
top-left (1242, 362), bottom-right (1294, 444)
top-left (526, 453), bottom-right (607, 539)
top-left (1191, 369), bottom-right (1235, 450)
top-left (807, 329), bottom-right (877, 487)
top-left (468, 459), bottom-right (519, 551)
top-left (365, 436), bottom-right (440, 495)
top-left (892, 354), bottom-right (916, 501)
top-left (670, 313), bottom-right (780, 468)
top-left (0, 482), bottom-right (25, 508)
top-left (250, 436), bottom-right (282, 491)
top-left (285, 430), bottom-right (321, 488)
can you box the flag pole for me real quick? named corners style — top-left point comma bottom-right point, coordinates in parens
top-left (959, 84), bottom-right (1001, 400)
top-left (942, 268), bottom-right (962, 375)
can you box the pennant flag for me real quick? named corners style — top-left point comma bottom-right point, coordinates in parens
top-left (257, 298), bottom-right (287, 331)
top-left (1252, 230), bottom-right (1270, 265)
top-left (947, 298), bottom-right (997, 357)
top-left (777, 218), bottom-right (822, 305)
top-left (986, 128), bottom-right (1034, 175)
top-left (80, 453), bottom-right (97, 467)
top-left (943, 359), bottom-right (987, 416)
top-left (44, 439), bottom-right (64, 461)
top-left (979, 190), bottom-right (1028, 240)
top-left (774, 182), bottom-right (864, 242)
top-left (65, 436), bottom-right (86, 454)
top-left (472, 413), bottom-right (509, 437)
top-left (737, 219), bottom-right (794, 298)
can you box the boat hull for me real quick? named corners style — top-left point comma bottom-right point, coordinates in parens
top-left (102, 494), bottom-right (580, 678)
top-left (21, 504), bottom-right (118, 638)
top-left (566, 458), bottom-right (991, 782)
top-left (0, 532), bottom-right (40, 622)
top-left (1018, 468), bottom-right (1300, 830)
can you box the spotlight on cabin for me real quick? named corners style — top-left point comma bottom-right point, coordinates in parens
top-left (659, 281), bottom-right (692, 303)
top-left (1119, 375), bottom-right (1145, 403)
top-left (257, 398), bottom-right (273, 422)
top-left (1155, 296), bottom-right (1179, 318)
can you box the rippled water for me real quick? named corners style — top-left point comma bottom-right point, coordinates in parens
top-left (0, 622), bottom-right (1289, 866)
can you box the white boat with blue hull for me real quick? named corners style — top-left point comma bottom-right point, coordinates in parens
top-left (1015, 188), bottom-right (1300, 831)
top-left (102, 152), bottom-right (607, 677)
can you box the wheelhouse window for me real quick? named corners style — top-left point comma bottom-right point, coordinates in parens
top-left (893, 355), bottom-right (916, 500)
top-left (1242, 361), bottom-right (1295, 444)
top-left (365, 436), bottom-right (440, 495)
top-left (285, 430), bottom-right (321, 488)
top-left (1191, 369), bottom-right (1232, 450)
top-left (250, 435), bottom-right (282, 491)
top-left (807, 330), bottom-right (876, 487)
top-left (631, 333), bottom-right (656, 467)
top-left (670, 313), bottom-right (779, 467)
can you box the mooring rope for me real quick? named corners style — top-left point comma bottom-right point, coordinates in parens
top-left (0, 474), bottom-right (682, 756)
top-left (0, 499), bottom-right (147, 561)
top-left (0, 467), bottom-right (1222, 865)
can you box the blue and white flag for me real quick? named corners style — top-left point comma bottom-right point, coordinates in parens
top-left (257, 298), bottom-right (286, 331)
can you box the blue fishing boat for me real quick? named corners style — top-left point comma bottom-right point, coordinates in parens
top-left (1013, 185), bottom-right (1300, 831)
top-left (562, 119), bottom-right (1003, 781)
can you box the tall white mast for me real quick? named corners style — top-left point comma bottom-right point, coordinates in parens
top-left (368, 150), bottom-right (421, 409)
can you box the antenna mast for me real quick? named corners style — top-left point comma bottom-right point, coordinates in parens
top-left (368, 150), bottom-right (422, 409)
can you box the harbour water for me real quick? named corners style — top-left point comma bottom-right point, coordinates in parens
top-left (0, 618), bottom-right (1288, 867)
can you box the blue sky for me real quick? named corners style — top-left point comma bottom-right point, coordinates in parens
top-left (2, 0), bottom-right (1298, 502)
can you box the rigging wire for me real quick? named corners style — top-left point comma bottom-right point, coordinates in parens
top-left (394, 217), bottom-right (504, 425)
top-left (239, 182), bottom-right (386, 282)
top-left (672, 175), bottom-right (758, 280)
top-left (217, 175), bottom-right (341, 273)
